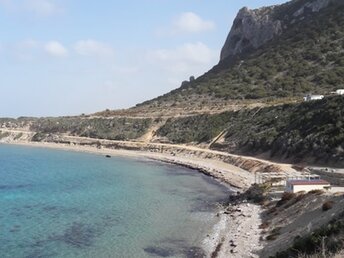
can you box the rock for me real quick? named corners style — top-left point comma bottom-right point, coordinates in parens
top-left (220, 0), bottom-right (337, 61)
top-left (293, 0), bottom-right (330, 17)
top-left (220, 6), bottom-right (282, 61)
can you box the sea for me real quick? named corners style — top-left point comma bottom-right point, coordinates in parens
top-left (0, 144), bottom-right (231, 258)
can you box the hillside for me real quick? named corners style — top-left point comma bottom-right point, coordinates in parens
top-left (156, 96), bottom-right (344, 166)
top-left (2, 96), bottom-right (343, 166)
top-left (115, 0), bottom-right (344, 116)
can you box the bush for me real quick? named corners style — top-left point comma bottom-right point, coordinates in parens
top-left (266, 234), bottom-right (278, 241)
top-left (0, 132), bottom-right (10, 139)
top-left (322, 201), bottom-right (334, 211)
top-left (276, 192), bottom-right (296, 207)
top-left (308, 190), bottom-right (325, 195)
top-left (259, 222), bottom-right (270, 229)
top-left (266, 227), bottom-right (282, 241)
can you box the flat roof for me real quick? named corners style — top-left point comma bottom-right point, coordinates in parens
top-left (287, 179), bottom-right (330, 186)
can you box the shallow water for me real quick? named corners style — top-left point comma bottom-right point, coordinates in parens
top-left (0, 144), bottom-right (231, 258)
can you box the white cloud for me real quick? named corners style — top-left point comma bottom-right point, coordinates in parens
top-left (152, 42), bottom-right (216, 65)
top-left (44, 41), bottom-right (68, 57)
top-left (173, 12), bottom-right (215, 34)
top-left (26, 0), bottom-right (61, 16)
top-left (74, 40), bottom-right (114, 59)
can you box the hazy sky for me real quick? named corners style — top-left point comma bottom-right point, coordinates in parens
top-left (0, 0), bottom-right (286, 117)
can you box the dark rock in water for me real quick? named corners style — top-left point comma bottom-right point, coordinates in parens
top-left (48, 222), bottom-right (96, 248)
top-left (105, 155), bottom-right (111, 158)
top-left (0, 184), bottom-right (31, 190)
top-left (144, 246), bottom-right (175, 257)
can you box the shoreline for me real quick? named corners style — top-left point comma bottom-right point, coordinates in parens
top-left (204, 203), bottom-right (263, 258)
top-left (2, 140), bottom-right (256, 190)
top-left (1, 139), bottom-right (267, 257)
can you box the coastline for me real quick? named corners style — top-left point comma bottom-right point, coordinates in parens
top-left (204, 203), bottom-right (263, 258)
top-left (3, 140), bottom-right (256, 190)
top-left (2, 140), bottom-right (264, 257)
top-left (1, 131), bottom-right (290, 258)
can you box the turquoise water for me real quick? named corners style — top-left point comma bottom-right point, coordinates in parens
top-left (0, 144), bottom-right (231, 258)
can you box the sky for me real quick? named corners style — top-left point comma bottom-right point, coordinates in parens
top-left (0, 0), bottom-right (287, 117)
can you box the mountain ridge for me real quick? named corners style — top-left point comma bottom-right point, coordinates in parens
top-left (121, 0), bottom-right (343, 117)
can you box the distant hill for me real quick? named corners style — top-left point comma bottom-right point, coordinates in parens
top-left (129, 0), bottom-right (344, 113)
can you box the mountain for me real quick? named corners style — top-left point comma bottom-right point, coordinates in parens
top-left (1, 0), bottom-right (343, 166)
top-left (220, 0), bottom-right (334, 61)
top-left (122, 0), bottom-right (344, 116)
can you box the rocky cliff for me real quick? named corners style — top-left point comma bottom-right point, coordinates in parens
top-left (220, 0), bottom-right (333, 61)
top-left (132, 0), bottom-right (344, 112)
top-left (220, 6), bottom-right (282, 61)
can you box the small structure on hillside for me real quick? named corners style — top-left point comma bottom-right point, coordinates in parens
top-left (255, 172), bottom-right (320, 186)
top-left (286, 179), bottom-right (330, 193)
top-left (335, 89), bottom-right (344, 95)
top-left (303, 94), bottom-right (324, 101)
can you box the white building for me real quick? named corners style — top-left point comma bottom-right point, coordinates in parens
top-left (286, 179), bottom-right (330, 193)
top-left (303, 94), bottom-right (324, 101)
top-left (336, 89), bottom-right (344, 95)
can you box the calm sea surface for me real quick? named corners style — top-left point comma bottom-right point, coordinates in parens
top-left (0, 144), bottom-right (231, 258)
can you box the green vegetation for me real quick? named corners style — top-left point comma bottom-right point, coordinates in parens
top-left (29, 117), bottom-right (153, 141)
top-left (0, 131), bottom-right (10, 139)
top-left (157, 96), bottom-right (344, 165)
top-left (13, 133), bottom-right (23, 140)
top-left (273, 211), bottom-right (344, 258)
top-left (157, 112), bottom-right (231, 143)
top-left (138, 0), bottom-right (344, 107)
top-left (243, 183), bottom-right (271, 203)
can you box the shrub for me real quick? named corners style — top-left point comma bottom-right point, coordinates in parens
top-left (0, 132), bottom-right (10, 139)
top-left (276, 192), bottom-right (296, 207)
top-left (14, 133), bottom-right (23, 140)
top-left (259, 222), bottom-right (270, 229)
top-left (266, 227), bottom-right (282, 241)
top-left (266, 234), bottom-right (278, 241)
top-left (322, 201), bottom-right (334, 211)
top-left (308, 189), bottom-right (325, 195)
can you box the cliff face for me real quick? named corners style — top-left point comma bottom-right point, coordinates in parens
top-left (220, 6), bottom-right (282, 61)
top-left (220, 0), bottom-right (332, 61)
